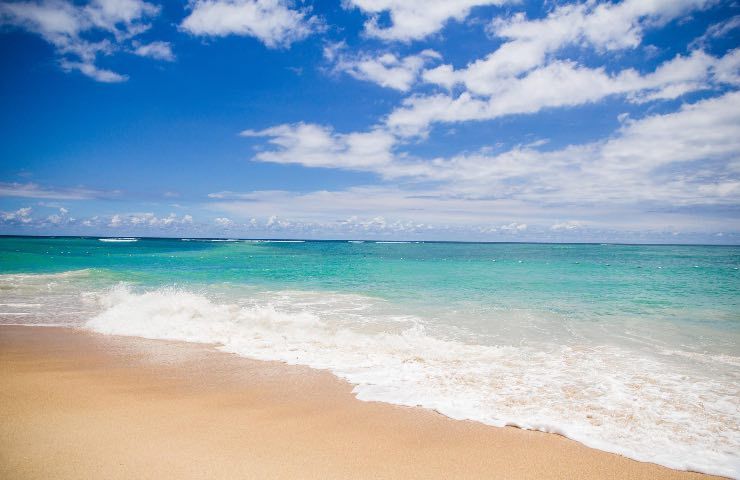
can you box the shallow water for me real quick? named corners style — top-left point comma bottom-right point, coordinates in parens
top-left (1, 237), bottom-right (738, 477)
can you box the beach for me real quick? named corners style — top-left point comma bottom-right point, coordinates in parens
top-left (0, 325), bottom-right (724, 480)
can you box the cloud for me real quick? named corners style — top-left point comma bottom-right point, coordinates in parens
top-left (214, 216), bottom-right (234, 227)
top-left (0, 182), bottom-right (118, 200)
top-left (370, 0), bottom-right (720, 136)
top-left (551, 221), bottom-right (585, 231)
top-left (132, 40), bottom-right (174, 61)
top-left (466, 0), bottom-right (715, 87)
top-left (345, 0), bottom-right (509, 42)
top-left (0, 0), bottom-right (163, 81)
top-left (181, 0), bottom-right (321, 48)
top-left (46, 207), bottom-right (72, 225)
top-left (0, 207), bottom-right (33, 224)
top-left (391, 91), bottom-right (740, 206)
top-left (326, 44), bottom-right (441, 91)
top-left (243, 91), bottom-right (740, 214)
top-left (206, 183), bottom-right (735, 238)
top-left (59, 59), bottom-right (128, 82)
top-left (690, 15), bottom-right (740, 49)
top-left (107, 212), bottom-right (194, 228)
top-left (390, 49), bottom-right (738, 136)
top-left (241, 122), bottom-right (396, 169)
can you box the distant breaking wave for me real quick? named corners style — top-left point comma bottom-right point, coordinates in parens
top-left (99, 238), bottom-right (138, 243)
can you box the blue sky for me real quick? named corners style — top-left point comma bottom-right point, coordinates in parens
top-left (0, 0), bottom-right (738, 242)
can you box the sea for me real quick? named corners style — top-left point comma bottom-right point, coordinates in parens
top-left (1, 236), bottom-right (738, 477)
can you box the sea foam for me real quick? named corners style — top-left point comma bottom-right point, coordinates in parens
top-left (84, 284), bottom-right (740, 478)
top-left (99, 238), bottom-right (139, 242)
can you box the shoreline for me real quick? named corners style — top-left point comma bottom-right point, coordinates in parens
top-left (0, 325), bottom-right (725, 480)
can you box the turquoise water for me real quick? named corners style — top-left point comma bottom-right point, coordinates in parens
top-left (1, 237), bottom-right (739, 476)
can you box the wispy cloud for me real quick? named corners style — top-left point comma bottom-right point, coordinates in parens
top-left (0, 0), bottom-right (165, 81)
top-left (131, 40), bottom-right (174, 61)
top-left (0, 182), bottom-right (119, 200)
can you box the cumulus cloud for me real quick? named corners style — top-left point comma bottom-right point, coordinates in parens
top-left (0, 207), bottom-right (33, 224)
top-left (395, 91), bottom-right (740, 206)
top-left (0, 0), bottom-right (163, 81)
top-left (181, 0), bottom-right (321, 48)
top-left (390, 49), bottom-right (738, 136)
top-left (46, 207), bottom-right (72, 225)
top-left (375, 0), bottom-right (723, 136)
top-left (453, 0), bottom-right (715, 90)
top-left (107, 212), bottom-right (194, 228)
top-left (214, 216), bottom-right (234, 227)
top-left (241, 122), bottom-right (396, 169)
top-left (345, 0), bottom-right (509, 42)
top-left (243, 91), bottom-right (740, 213)
top-left (325, 44), bottom-right (441, 91)
top-left (551, 221), bottom-right (585, 231)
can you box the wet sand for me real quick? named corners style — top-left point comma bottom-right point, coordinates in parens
top-left (0, 325), bottom-right (724, 479)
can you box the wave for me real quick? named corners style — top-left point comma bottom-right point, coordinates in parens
top-left (252, 240), bottom-right (305, 243)
top-left (99, 238), bottom-right (138, 243)
top-left (84, 285), bottom-right (739, 478)
top-left (0, 269), bottom-right (93, 282)
top-left (375, 241), bottom-right (411, 244)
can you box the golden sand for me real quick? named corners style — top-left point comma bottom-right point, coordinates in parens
top-left (0, 325), bottom-right (723, 480)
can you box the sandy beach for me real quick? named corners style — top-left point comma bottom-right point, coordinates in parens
top-left (0, 325), bottom-right (724, 480)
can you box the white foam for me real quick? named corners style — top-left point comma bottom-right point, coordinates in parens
top-left (84, 285), bottom-right (740, 478)
top-left (259, 240), bottom-right (305, 243)
top-left (0, 270), bottom-right (100, 326)
top-left (375, 241), bottom-right (411, 244)
top-left (99, 238), bottom-right (139, 242)
top-left (0, 269), bottom-right (93, 281)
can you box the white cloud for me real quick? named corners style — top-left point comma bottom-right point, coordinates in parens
top-left (108, 212), bottom-right (194, 228)
top-left (214, 216), bottom-right (234, 227)
top-left (712, 48), bottom-right (740, 87)
top-left (690, 15), bottom-right (740, 49)
top-left (207, 183), bottom-right (735, 237)
top-left (244, 91), bottom-right (740, 213)
top-left (0, 0), bottom-right (162, 81)
top-left (241, 122), bottom-right (396, 169)
top-left (132, 40), bottom-right (174, 61)
top-left (181, 0), bottom-right (320, 48)
top-left (46, 207), bottom-right (72, 225)
top-left (451, 0), bottom-right (715, 91)
top-left (402, 91), bottom-right (740, 206)
top-left (551, 221), bottom-right (585, 231)
top-left (390, 49), bottom-right (738, 136)
top-left (0, 182), bottom-right (117, 200)
top-left (60, 59), bottom-right (128, 82)
top-left (371, 0), bottom-right (720, 136)
top-left (499, 222), bottom-right (527, 232)
top-left (0, 207), bottom-right (33, 224)
top-left (345, 0), bottom-right (508, 42)
top-left (326, 45), bottom-right (441, 91)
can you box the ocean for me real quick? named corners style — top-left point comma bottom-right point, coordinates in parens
top-left (1, 236), bottom-right (738, 477)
